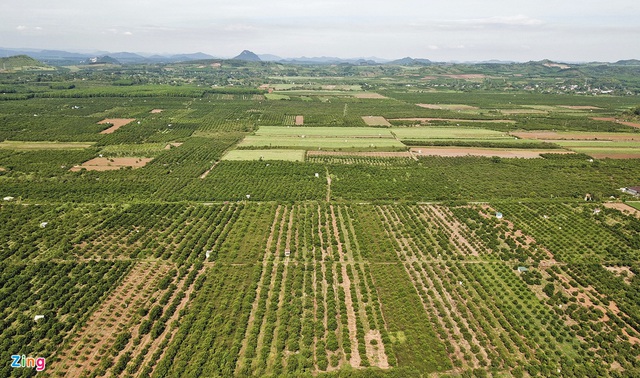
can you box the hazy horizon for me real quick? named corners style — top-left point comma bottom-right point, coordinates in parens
top-left (1, 0), bottom-right (639, 62)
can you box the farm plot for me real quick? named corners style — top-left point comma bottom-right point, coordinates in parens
top-left (222, 149), bottom-right (306, 162)
top-left (591, 117), bottom-right (640, 129)
top-left (410, 147), bottom-right (572, 159)
top-left (511, 131), bottom-right (640, 141)
top-left (98, 118), bottom-right (136, 134)
top-left (390, 118), bottom-right (516, 124)
top-left (238, 136), bottom-right (405, 151)
top-left (155, 204), bottom-right (392, 376)
top-left (392, 126), bottom-right (509, 140)
top-left (416, 104), bottom-right (480, 111)
top-left (361, 116), bottom-right (392, 126)
top-left (353, 93), bottom-right (388, 99)
top-left (70, 157), bottom-right (153, 171)
top-left (255, 126), bottom-right (395, 138)
top-left (0, 261), bottom-right (132, 378)
top-left (0, 141), bottom-right (95, 150)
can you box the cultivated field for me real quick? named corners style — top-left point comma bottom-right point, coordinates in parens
top-left (1, 59), bottom-right (639, 378)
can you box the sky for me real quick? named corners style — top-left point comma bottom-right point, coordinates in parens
top-left (1, 0), bottom-right (639, 62)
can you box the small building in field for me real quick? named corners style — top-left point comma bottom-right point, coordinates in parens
top-left (284, 249), bottom-right (291, 257)
top-left (495, 212), bottom-right (503, 219)
top-left (517, 266), bottom-right (528, 273)
top-left (3, 196), bottom-right (14, 201)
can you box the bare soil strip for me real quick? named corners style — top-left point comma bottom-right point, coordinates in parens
top-left (559, 106), bottom-right (601, 110)
top-left (425, 205), bottom-right (480, 256)
top-left (592, 117), bottom-right (640, 129)
top-left (150, 109), bottom-right (163, 113)
top-left (70, 157), bottom-right (153, 171)
top-left (295, 115), bottom-right (304, 125)
top-left (199, 160), bottom-right (220, 179)
top-left (98, 118), bottom-right (136, 134)
top-left (364, 330), bottom-right (389, 368)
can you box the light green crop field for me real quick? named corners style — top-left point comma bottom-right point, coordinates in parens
top-left (391, 126), bottom-right (509, 140)
top-left (99, 143), bottom-right (171, 157)
top-left (264, 93), bottom-right (291, 100)
top-left (222, 149), bottom-right (306, 161)
top-left (238, 135), bottom-right (406, 150)
top-left (0, 141), bottom-right (95, 150)
top-left (627, 202), bottom-right (640, 210)
top-left (255, 126), bottom-right (394, 138)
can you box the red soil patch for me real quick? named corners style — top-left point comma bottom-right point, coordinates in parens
top-left (592, 117), bottom-right (640, 129)
top-left (70, 157), bottom-right (153, 171)
top-left (307, 150), bottom-right (412, 158)
top-left (512, 131), bottom-right (640, 141)
top-left (410, 147), bottom-right (572, 159)
top-left (392, 117), bottom-right (516, 124)
top-left (150, 109), bottom-right (163, 113)
top-left (98, 118), bottom-right (136, 134)
top-left (295, 115), bottom-right (304, 125)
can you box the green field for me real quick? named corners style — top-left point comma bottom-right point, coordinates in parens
top-left (222, 149), bottom-right (306, 161)
top-left (255, 126), bottom-right (395, 138)
top-left (238, 135), bottom-right (406, 150)
top-left (627, 201), bottom-right (640, 210)
top-left (391, 126), bottom-right (509, 140)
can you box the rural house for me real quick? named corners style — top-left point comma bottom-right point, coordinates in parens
top-left (623, 186), bottom-right (640, 196)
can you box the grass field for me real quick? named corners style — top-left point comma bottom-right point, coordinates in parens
top-left (0, 141), bottom-right (95, 150)
top-left (222, 149), bottom-right (306, 161)
top-left (391, 126), bottom-right (509, 140)
top-left (238, 135), bottom-right (406, 150)
top-left (255, 126), bottom-right (395, 138)
top-left (627, 202), bottom-right (640, 210)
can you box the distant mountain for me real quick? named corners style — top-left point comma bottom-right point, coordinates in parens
top-left (110, 52), bottom-right (148, 64)
top-left (171, 52), bottom-right (216, 61)
top-left (387, 57), bottom-right (432, 65)
top-left (258, 54), bottom-right (283, 62)
top-left (83, 55), bottom-right (121, 65)
top-left (0, 55), bottom-right (50, 71)
top-left (232, 50), bottom-right (261, 61)
top-left (613, 59), bottom-right (640, 66)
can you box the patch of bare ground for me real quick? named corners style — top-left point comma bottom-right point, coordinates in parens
top-left (55, 261), bottom-right (173, 377)
top-left (150, 109), bottom-right (163, 113)
top-left (391, 117), bottom-right (516, 124)
top-left (604, 265), bottom-right (635, 284)
top-left (70, 157), bottom-right (153, 171)
top-left (592, 117), bottom-right (640, 129)
top-left (295, 115), bottom-right (304, 125)
top-left (353, 93), bottom-right (388, 99)
top-left (365, 330), bottom-right (389, 368)
top-left (603, 202), bottom-right (640, 219)
top-left (164, 142), bottom-right (183, 149)
top-left (98, 118), bottom-right (136, 134)
top-left (361, 116), bottom-right (392, 126)
top-left (308, 150), bottom-right (412, 158)
top-left (410, 147), bottom-right (571, 159)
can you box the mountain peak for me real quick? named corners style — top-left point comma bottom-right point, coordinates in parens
top-left (232, 50), bottom-right (261, 62)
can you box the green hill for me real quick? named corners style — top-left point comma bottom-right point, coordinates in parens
top-left (0, 54), bottom-right (52, 71)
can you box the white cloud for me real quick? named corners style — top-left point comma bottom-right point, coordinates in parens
top-left (16, 25), bottom-right (28, 31)
top-left (123, 31), bottom-right (133, 36)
